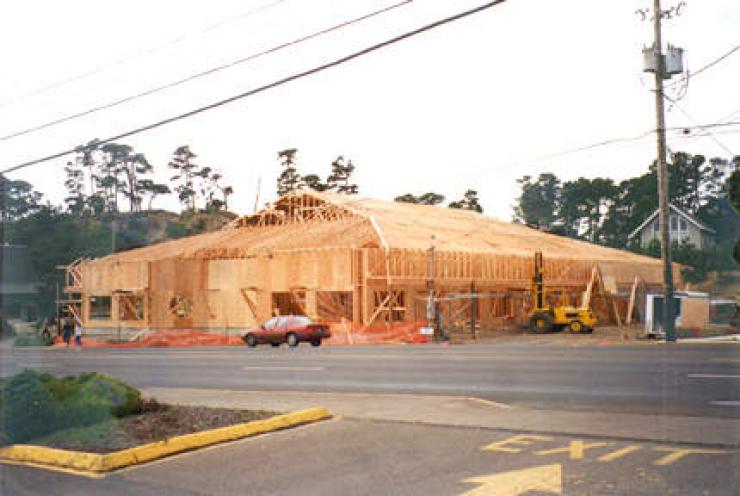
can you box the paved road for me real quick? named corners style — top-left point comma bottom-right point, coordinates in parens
top-left (2, 342), bottom-right (739, 418)
top-left (2, 418), bottom-right (738, 495)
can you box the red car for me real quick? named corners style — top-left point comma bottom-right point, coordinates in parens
top-left (242, 315), bottom-right (331, 348)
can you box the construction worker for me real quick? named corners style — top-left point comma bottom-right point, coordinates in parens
top-left (62, 318), bottom-right (73, 347)
top-left (74, 321), bottom-right (83, 348)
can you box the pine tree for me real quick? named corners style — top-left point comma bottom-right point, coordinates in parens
top-left (302, 174), bottom-right (329, 192)
top-left (169, 145), bottom-right (200, 211)
top-left (394, 192), bottom-right (445, 205)
top-left (202, 170), bottom-right (234, 211)
top-left (63, 160), bottom-right (86, 216)
top-left (448, 190), bottom-right (483, 213)
top-left (276, 148), bottom-right (301, 196)
top-left (326, 156), bottom-right (358, 194)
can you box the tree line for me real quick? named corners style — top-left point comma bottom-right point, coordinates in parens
top-left (513, 151), bottom-right (739, 280)
top-left (63, 140), bottom-right (233, 216)
top-left (273, 148), bottom-right (484, 213)
top-left (1, 141), bottom-right (237, 318)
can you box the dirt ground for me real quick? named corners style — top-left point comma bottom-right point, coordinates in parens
top-left (451, 323), bottom-right (738, 345)
top-left (31, 401), bottom-right (277, 453)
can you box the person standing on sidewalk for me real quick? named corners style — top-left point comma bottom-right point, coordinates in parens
top-left (62, 318), bottom-right (73, 347)
top-left (74, 321), bottom-right (83, 348)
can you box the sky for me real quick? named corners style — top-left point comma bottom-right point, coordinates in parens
top-left (0, 0), bottom-right (738, 220)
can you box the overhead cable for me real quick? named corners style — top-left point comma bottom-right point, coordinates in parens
top-left (0, 0), bottom-right (290, 109)
top-left (1, 0), bottom-right (511, 175)
top-left (665, 43), bottom-right (740, 89)
top-left (0, 0), bottom-right (413, 142)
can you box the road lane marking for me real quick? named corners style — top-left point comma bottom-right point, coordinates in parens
top-left (597, 445), bottom-right (642, 462)
top-left (242, 366), bottom-right (325, 371)
top-left (465, 397), bottom-right (514, 409)
top-left (710, 358), bottom-right (740, 363)
top-left (460, 464), bottom-right (562, 496)
top-left (652, 447), bottom-right (728, 466)
top-left (687, 374), bottom-right (740, 379)
top-left (535, 441), bottom-right (610, 460)
top-left (481, 435), bottom-right (552, 454)
top-left (710, 401), bottom-right (740, 407)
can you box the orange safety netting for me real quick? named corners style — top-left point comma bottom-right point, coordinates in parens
top-left (325, 320), bottom-right (430, 345)
top-left (52, 322), bottom-right (430, 348)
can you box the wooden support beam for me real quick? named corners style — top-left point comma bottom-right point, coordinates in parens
top-left (625, 276), bottom-right (639, 325)
top-left (239, 288), bottom-right (259, 319)
top-left (582, 267), bottom-right (598, 308)
top-left (366, 293), bottom-right (392, 327)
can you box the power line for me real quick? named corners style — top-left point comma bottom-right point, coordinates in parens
top-left (465, 121), bottom-right (740, 178)
top-left (1, 0), bottom-right (512, 175)
top-left (665, 42), bottom-right (740, 89)
top-left (665, 95), bottom-right (735, 156)
top-left (0, 0), bottom-right (290, 109)
top-left (0, 0), bottom-right (413, 143)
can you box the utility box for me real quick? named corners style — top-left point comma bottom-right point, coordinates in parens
top-left (645, 291), bottom-right (709, 337)
top-left (642, 44), bottom-right (684, 79)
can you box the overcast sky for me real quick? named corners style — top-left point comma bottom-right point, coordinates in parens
top-left (1, 0), bottom-right (738, 220)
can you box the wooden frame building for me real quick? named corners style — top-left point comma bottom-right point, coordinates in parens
top-left (64, 191), bottom-right (679, 339)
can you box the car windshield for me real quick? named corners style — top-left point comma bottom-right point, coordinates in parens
top-left (262, 317), bottom-right (279, 329)
top-left (275, 316), bottom-right (289, 327)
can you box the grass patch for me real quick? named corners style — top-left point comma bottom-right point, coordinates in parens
top-left (13, 334), bottom-right (48, 347)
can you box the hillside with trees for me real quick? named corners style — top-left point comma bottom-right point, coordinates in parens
top-left (1, 140), bottom-right (236, 317)
top-left (513, 152), bottom-right (739, 282)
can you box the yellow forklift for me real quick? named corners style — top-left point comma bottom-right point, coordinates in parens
top-left (529, 251), bottom-right (597, 334)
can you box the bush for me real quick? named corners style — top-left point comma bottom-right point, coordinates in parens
top-left (0, 370), bottom-right (142, 444)
top-left (13, 333), bottom-right (47, 347)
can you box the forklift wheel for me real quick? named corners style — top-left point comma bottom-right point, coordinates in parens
top-left (529, 312), bottom-right (553, 334)
top-left (568, 320), bottom-right (584, 333)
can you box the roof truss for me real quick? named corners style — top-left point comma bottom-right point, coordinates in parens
top-left (227, 193), bottom-right (359, 229)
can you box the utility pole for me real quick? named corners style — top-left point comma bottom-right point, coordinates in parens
top-left (651, 0), bottom-right (676, 342)
top-left (426, 243), bottom-right (437, 339)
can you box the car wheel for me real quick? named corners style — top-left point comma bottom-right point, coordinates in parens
top-left (568, 320), bottom-right (584, 333)
top-left (286, 333), bottom-right (299, 348)
top-left (271, 342), bottom-right (280, 347)
top-left (310, 339), bottom-right (322, 347)
top-left (244, 334), bottom-right (257, 348)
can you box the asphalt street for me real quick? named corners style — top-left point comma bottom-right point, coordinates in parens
top-left (2, 341), bottom-right (739, 418)
top-left (1, 341), bottom-right (739, 495)
top-left (1, 417), bottom-right (738, 495)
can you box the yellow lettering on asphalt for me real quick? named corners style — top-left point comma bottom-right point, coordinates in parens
top-left (652, 447), bottom-right (728, 466)
top-left (535, 441), bottom-right (610, 460)
top-left (481, 435), bottom-right (553, 454)
top-left (597, 445), bottom-right (642, 462)
top-left (460, 464), bottom-right (562, 496)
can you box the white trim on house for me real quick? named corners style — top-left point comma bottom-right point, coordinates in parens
top-left (627, 204), bottom-right (715, 240)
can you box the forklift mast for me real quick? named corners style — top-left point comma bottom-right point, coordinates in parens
top-left (533, 251), bottom-right (544, 310)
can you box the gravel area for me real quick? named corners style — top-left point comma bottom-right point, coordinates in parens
top-left (31, 400), bottom-right (277, 453)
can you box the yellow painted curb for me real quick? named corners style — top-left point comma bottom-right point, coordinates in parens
top-left (0, 407), bottom-right (331, 475)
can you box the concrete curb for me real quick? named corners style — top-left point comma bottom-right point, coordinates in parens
top-left (0, 407), bottom-right (331, 475)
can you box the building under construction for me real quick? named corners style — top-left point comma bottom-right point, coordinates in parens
top-left (63, 191), bottom-right (679, 341)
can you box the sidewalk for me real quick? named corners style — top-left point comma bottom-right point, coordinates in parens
top-left (143, 387), bottom-right (740, 448)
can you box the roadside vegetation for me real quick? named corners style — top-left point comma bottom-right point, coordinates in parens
top-left (1, 146), bottom-right (736, 325)
top-left (512, 152), bottom-right (739, 283)
top-left (0, 370), bottom-right (275, 452)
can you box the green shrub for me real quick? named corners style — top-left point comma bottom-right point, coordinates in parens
top-left (13, 334), bottom-right (47, 347)
top-left (0, 370), bottom-right (142, 443)
top-left (2, 370), bottom-right (62, 443)
top-left (75, 373), bottom-right (142, 417)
